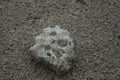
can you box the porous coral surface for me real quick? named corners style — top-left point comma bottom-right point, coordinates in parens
top-left (30, 26), bottom-right (74, 71)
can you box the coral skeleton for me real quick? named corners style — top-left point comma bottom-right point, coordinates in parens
top-left (30, 25), bottom-right (74, 73)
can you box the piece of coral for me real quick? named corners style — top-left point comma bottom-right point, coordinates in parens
top-left (30, 25), bottom-right (74, 73)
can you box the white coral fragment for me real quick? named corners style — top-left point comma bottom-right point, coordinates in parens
top-left (30, 25), bottom-right (74, 72)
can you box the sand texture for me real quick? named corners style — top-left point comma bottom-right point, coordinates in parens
top-left (0, 0), bottom-right (120, 80)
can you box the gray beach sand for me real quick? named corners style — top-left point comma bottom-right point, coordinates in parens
top-left (0, 0), bottom-right (120, 80)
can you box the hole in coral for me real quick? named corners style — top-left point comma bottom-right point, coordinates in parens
top-left (52, 49), bottom-right (62, 58)
top-left (50, 31), bottom-right (57, 36)
top-left (57, 39), bottom-right (68, 47)
top-left (51, 39), bottom-right (56, 44)
top-left (60, 50), bottom-right (65, 54)
top-left (44, 45), bottom-right (51, 50)
top-left (47, 52), bottom-right (51, 57)
top-left (68, 41), bottom-right (72, 46)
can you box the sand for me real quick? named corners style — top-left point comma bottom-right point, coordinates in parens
top-left (0, 0), bottom-right (120, 80)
